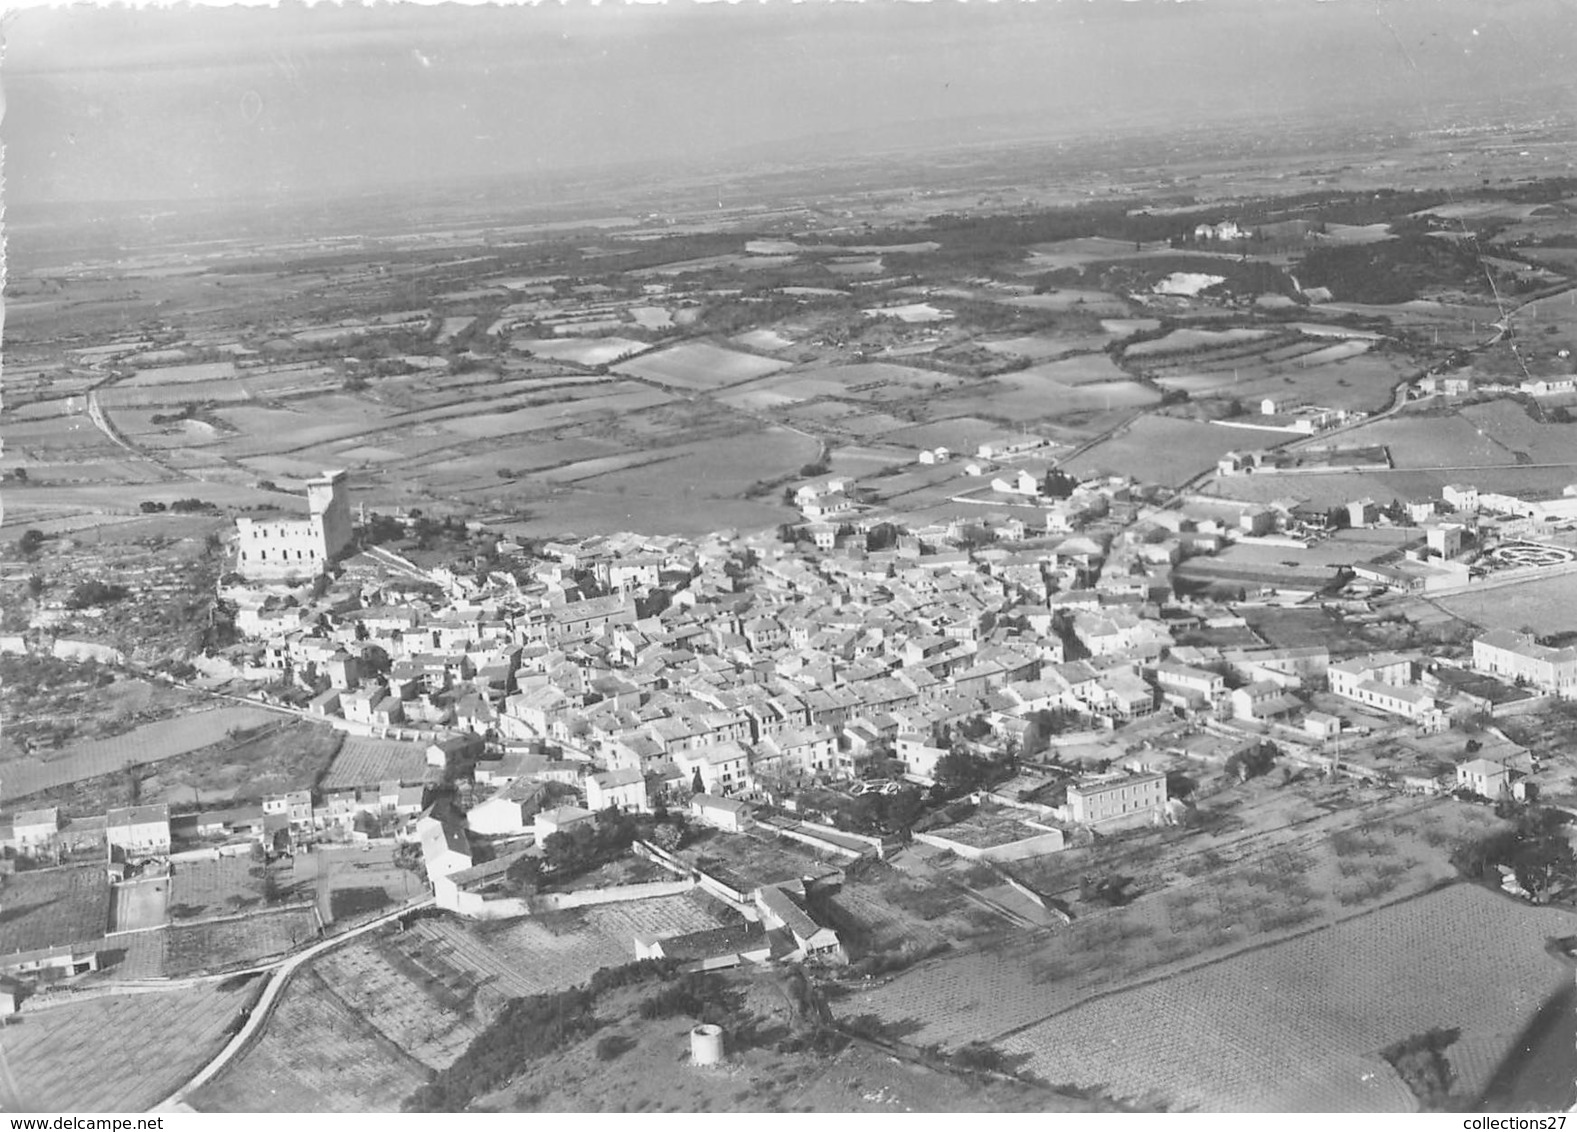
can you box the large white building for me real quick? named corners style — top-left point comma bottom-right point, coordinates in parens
top-left (1066, 771), bottom-right (1167, 828)
top-left (1328, 653), bottom-right (1436, 719)
top-left (1474, 630), bottom-right (1577, 695)
top-left (236, 469), bottom-right (354, 580)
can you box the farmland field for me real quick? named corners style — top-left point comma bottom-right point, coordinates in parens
top-left (998, 289), bottom-right (1129, 315)
top-left (1458, 400), bottom-right (1577, 466)
top-left (296, 844), bottom-right (422, 926)
top-left (189, 966), bottom-right (428, 1113)
top-left (1432, 571), bottom-right (1577, 635)
top-left (978, 334), bottom-right (1110, 361)
top-left (567, 428), bottom-right (819, 501)
top-left (882, 417), bottom-right (1023, 454)
top-left (169, 856), bottom-right (293, 921)
top-left (1337, 412), bottom-right (1518, 469)
top-left (314, 931), bottom-right (514, 1068)
top-left (967, 372), bottom-right (1159, 419)
top-left (730, 328), bottom-right (795, 352)
top-left (433, 386), bottom-right (673, 440)
top-left (163, 907), bottom-right (319, 975)
top-left (11, 980), bottom-right (260, 1112)
top-left (1150, 351), bottom-right (1408, 414)
top-left (3, 706), bottom-right (282, 800)
top-left (320, 735), bottom-right (432, 790)
top-left (1065, 417), bottom-right (1291, 486)
top-left (119, 361), bottom-right (239, 387)
top-left (998, 884), bottom-right (1577, 1112)
top-left (97, 382), bottom-right (255, 409)
top-left (740, 362), bottom-right (966, 405)
top-left (1008, 354), bottom-right (1134, 386)
top-left (0, 865), bottom-right (109, 957)
top-left (1125, 327), bottom-right (1274, 357)
top-left (614, 341), bottom-right (790, 389)
top-left (432, 891), bottom-right (738, 996)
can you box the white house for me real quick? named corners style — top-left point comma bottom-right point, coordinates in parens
top-left (417, 815), bottom-right (473, 884)
top-left (690, 793), bottom-right (754, 833)
top-left (466, 778), bottom-right (549, 837)
top-left (586, 768), bottom-right (650, 813)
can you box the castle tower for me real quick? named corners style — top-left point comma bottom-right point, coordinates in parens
top-left (307, 469), bottom-right (353, 563)
top-left (235, 469), bottom-right (353, 580)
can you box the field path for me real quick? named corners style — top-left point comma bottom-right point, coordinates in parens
top-left (148, 894), bottom-right (433, 1112)
top-left (85, 389), bottom-right (191, 482)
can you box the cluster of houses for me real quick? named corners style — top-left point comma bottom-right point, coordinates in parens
top-left (210, 468), bottom-right (1577, 859)
top-left (0, 776), bottom-right (434, 865)
top-left (1, 803), bottom-right (176, 864)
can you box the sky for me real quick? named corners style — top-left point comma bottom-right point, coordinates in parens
top-left (3, 0), bottom-right (1574, 207)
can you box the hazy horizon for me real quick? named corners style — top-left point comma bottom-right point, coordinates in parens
top-left (4, 0), bottom-right (1575, 212)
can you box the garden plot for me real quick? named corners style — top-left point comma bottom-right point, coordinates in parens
top-left (512, 336), bottom-right (648, 366)
top-left (315, 934), bottom-right (510, 1069)
top-left (164, 908), bottom-right (318, 976)
top-left (298, 844), bottom-right (422, 926)
top-left (1000, 884), bottom-right (1576, 1112)
top-left (320, 736), bottom-right (432, 790)
top-left (170, 855), bottom-right (280, 921)
top-left (189, 967), bottom-right (427, 1113)
top-left (614, 341), bottom-right (791, 390)
top-left (12, 980), bottom-right (260, 1113)
top-left (439, 891), bottom-right (736, 997)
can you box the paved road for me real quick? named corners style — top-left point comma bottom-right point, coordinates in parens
top-left (148, 896), bottom-right (433, 1112)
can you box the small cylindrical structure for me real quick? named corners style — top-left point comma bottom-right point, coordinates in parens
top-left (690, 1023), bottom-right (724, 1066)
